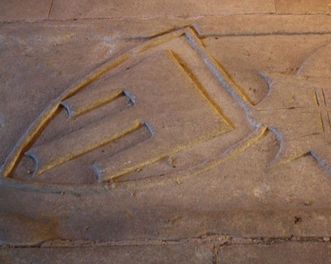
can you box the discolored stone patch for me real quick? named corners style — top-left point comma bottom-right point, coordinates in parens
top-left (0, 244), bottom-right (213, 264)
top-left (275, 0), bottom-right (331, 14)
top-left (49, 0), bottom-right (275, 20)
top-left (218, 242), bottom-right (331, 264)
top-left (0, 0), bottom-right (52, 22)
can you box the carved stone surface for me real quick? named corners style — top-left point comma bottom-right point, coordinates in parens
top-left (1, 2), bottom-right (331, 263)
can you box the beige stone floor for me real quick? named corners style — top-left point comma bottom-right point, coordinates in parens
top-left (1, 1), bottom-right (331, 263)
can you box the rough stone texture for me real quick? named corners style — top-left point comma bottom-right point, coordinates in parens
top-left (275, 0), bottom-right (331, 14)
top-left (50, 0), bottom-right (275, 19)
top-left (1, 1), bottom-right (331, 263)
top-left (0, 244), bottom-right (213, 263)
top-left (219, 242), bottom-right (331, 263)
top-left (0, 0), bottom-right (53, 21)
top-left (196, 15), bottom-right (331, 36)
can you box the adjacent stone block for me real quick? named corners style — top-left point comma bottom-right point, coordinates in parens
top-left (219, 242), bottom-right (331, 263)
top-left (0, 0), bottom-right (52, 21)
top-left (49, 0), bottom-right (275, 19)
top-left (0, 244), bottom-right (213, 264)
top-left (275, 0), bottom-right (331, 14)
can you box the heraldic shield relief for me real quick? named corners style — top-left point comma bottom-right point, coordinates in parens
top-left (4, 0), bottom-right (331, 260)
top-left (1, 26), bottom-right (330, 188)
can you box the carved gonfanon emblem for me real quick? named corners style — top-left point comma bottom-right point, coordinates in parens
top-left (1, 26), bottom-right (330, 186)
top-left (255, 74), bottom-right (331, 173)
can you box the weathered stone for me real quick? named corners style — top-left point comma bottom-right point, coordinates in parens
top-left (0, 244), bottom-right (213, 264)
top-left (0, 213), bottom-right (57, 246)
top-left (219, 242), bottom-right (331, 263)
top-left (49, 0), bottom-right (275, 20)
top-left (0, 0), bottom-right (52, 22)
top-left (275, 0), bottom-right (331, 14)
top-left (196, 15), bottom-right (331, 36)
top-left (1, 2), bottom-right (331, 263)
